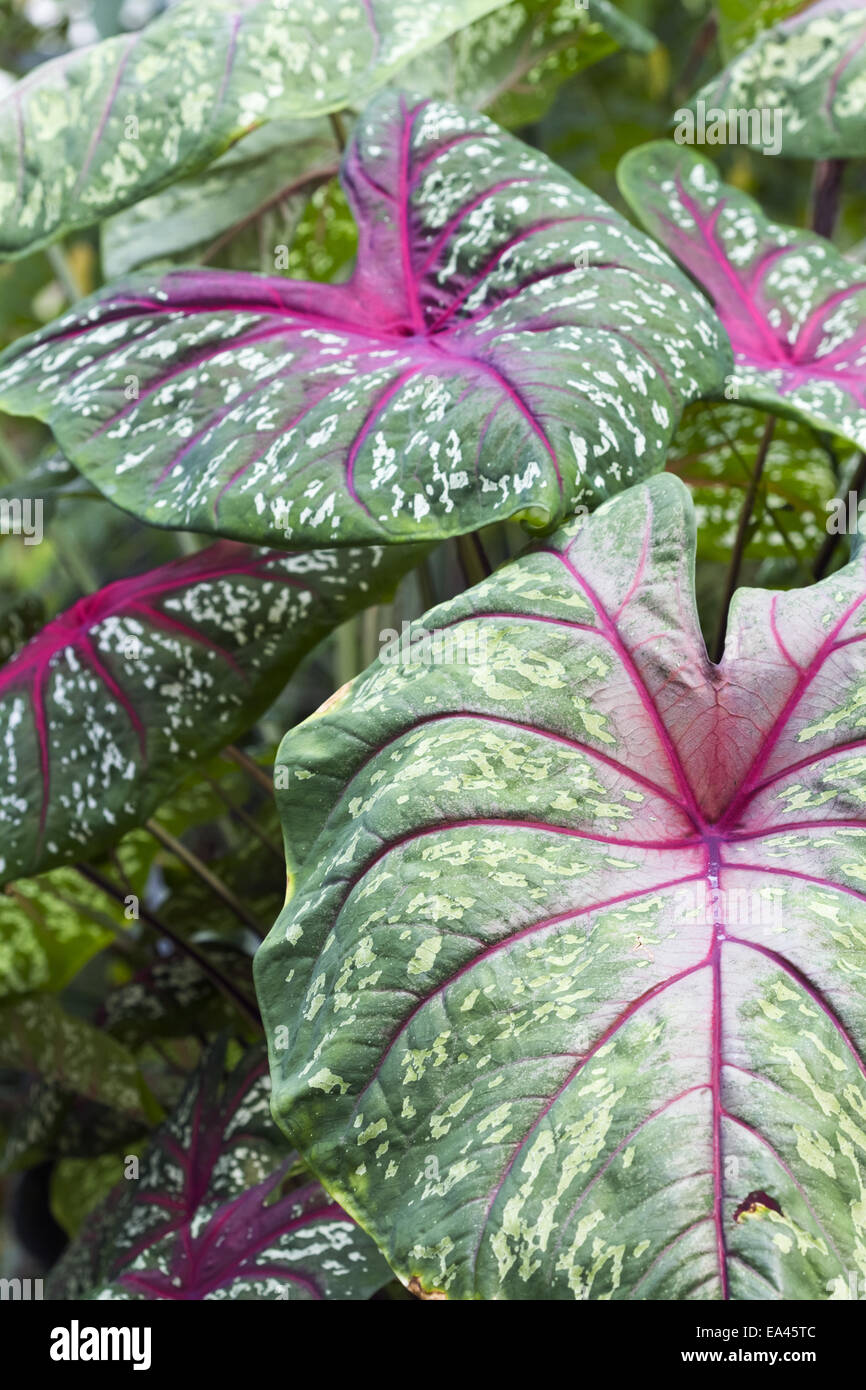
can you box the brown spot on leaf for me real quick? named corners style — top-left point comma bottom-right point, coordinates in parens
top-left (733, 1190), bottom-right (783, 1223)
top-left (408, 1276), bottom-right (447, 1300)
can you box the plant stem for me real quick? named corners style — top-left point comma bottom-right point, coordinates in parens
top-left (224, 744), bottom-right (274, 795)
top-left (713, 416), bottom-right (776, 663)
top-left (329, 111), bottom-right (347, 152)
top-left (813, 449), bottom-right (866, 580)
top-left (810, 159), bottom-right (847, 239)
top-left (46, 243), bottom-right (83, 303)
top-left (145, 818), bottom-right (265, 938)
top-left (456, 533), bottom-right (490, 588)
top-left (76, 864), bottom-right (262, 1030)
top-left (206, 777), bottom-right (284, 860)
top-left (674, 11), bottom-right (718, 104)
top-left (415, 554), bottom-right (437, 613)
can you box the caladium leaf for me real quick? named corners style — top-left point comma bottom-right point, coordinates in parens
top-left (0, 0), bottom-right (510, 260)
top-left (0, 996), bottom-right (154, 1125)
top-left (0, 95), bottom-right (728, 550)
top-left (0, 537), bottom-right (418, 885)
top-left (716, 1), bottom-right (809, 59)
top-left (100, 946), bottom-right (256, 1045)
top-left (618, 142), bottom-right (866, 454)
top-left (401, 0), bottom-right (656, 129)
top-left (102, 1), bottom-right (656, 281)
top-left (695, 1), bottom-right (866, 159)
top-left (0, 865), bottom-right (126, 999)
top-left (100, 118), bottom-right (341, 279)
top-left (666, 401), bottom-right (839, 566)
top-left (48, 1043), bottom-right (392, 1300)
top-left (255, 471), bottom-right (866, 1300)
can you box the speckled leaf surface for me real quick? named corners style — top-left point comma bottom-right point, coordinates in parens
top-left (716, 1), bottom-right (808, 60)
top-left (255, 473), bottom-right (866, 1300)
top-left (0, 95), bottom-right (728, 550)
top-left (0, 537), bottom-right (417, 885)
top-left (0, 866), bottom-right (122, 999)
top-left (666, 402), bottom-right (839, 566)
top-left (401, 0), bottom-right (655, 129)
top-left (696, 1), bottom-right (866, 159)
top-left (48, 1044), bottom-right (392, 1300)
top-left (100, 1), bottom-right (657, 279)
top-left (100, 117), bottom-right (341, 279)
top-left (619, 142), bottom-right (866, 454)
top-left (0, 0), bottom-right (508, 259)
top-left (0, 995), bottom-right (153, 1126)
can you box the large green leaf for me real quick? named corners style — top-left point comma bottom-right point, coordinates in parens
top-left (618, 141), bottom-right (866, 453)
top-left (695, 1), bottom-right (866, 159)
top-left (49, 1043), bottom-right (392, 1300)
top-left (256, 472), bottom-right (866, 1300)
top-left (0, 95), bottom-right (729, 549)
top-left (666, 401), bottom-right (839, 567)
top-left (0, 538), bottom-right (418, 884)
top-left (0, 0), bottom-right (511, 259)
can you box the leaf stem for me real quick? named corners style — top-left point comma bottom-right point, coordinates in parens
top-left (205, 777), bottom-right (284, 861)
top-left (224, 744), bottom-right (274, 795)
top-left (46, 243), bottom-right (84, 303)
top-left (713, 416), bottom-right (776, 663)
top-left (145, 818), bottom-right (265, 938)
top-left (810, 159), bottom-right (847, 239)
top-left (329, 111), bottom-right (348, 152)
top-left (76, 864), bottom-right (262, 1031)
top-left (813, 449), bottom-right (866, 580)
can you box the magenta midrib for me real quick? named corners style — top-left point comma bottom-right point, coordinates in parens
top-left (396, 96), bottom-right (425, 335)
top-left (666, 180), bottom-right (784, 364)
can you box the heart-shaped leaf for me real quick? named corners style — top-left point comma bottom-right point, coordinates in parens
top-left (0, 0), bottom-right (509, 260)
top-left (0, 537), bottom-right (417, 885)
top-left (49, 1043), bottom-right (392, 1299)
top-left (0, 95), bottom-right (729, 550)
top-left (695, 0), bottom-right (866, 159)
top-left (666, 401), bottom-right (839, 566)
top-left (255, 472), bottom-right (866, 1300)
top-left (618, 141), bottom-right (866, 454)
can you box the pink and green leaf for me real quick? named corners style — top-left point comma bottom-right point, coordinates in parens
top-left (619, 141), bottom-right (866, 454)
top-left (255, 472), bottom-right (866, 1300)
top-left (0, 0), bottom-right (510, 260)
top-left (0, 95), bottom-right (729, 549)
top-left (48, 1043), bottom-right (392, 1300)
top-left (0, 538), bottom-right (417, 885)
